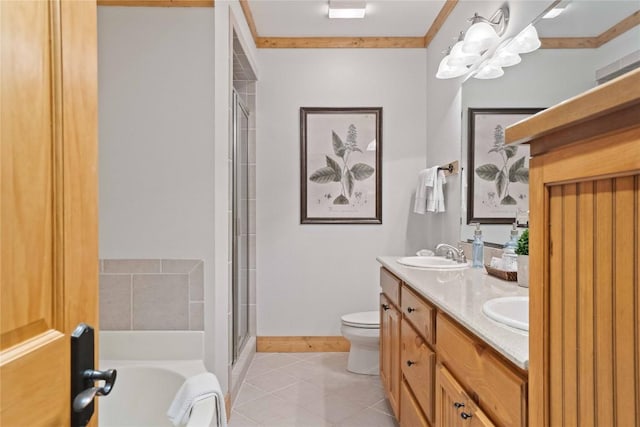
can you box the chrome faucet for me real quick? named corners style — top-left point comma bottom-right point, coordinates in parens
top-left (435, 243), bottom-right (467, 263)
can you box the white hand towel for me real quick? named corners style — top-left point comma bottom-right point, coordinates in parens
top-left (414, 167), bottom-right (438, 214)
top-left (167, 372), bottom-right (227, 427)
top-left (431, 170), bottom-right (447, 213)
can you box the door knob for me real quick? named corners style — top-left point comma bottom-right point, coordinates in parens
top-left (73, 369), bottom-right (117, 412)
top-left (407, 307), bottom-right (416, 313)
top-left (460, 412), bottom-right (472, 420)
top-left (381, 304), bottom-right (390, 311)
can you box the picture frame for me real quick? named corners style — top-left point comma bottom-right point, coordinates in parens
top-left (467, 108), bottom-right (543, 224)
top-left (300, 107), bottom-right (382, 224)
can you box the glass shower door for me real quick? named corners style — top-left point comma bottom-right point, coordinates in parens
top-left (232, 91), bottom-right (250, 364)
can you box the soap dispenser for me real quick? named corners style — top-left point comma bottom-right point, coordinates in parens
top-left (502, 223), bottom-right (519, 271)
top-left (472, 223), bottom-right (484, 268)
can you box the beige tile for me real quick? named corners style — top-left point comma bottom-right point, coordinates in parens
top-left (233, 394), bottom-right (300, 425)
top-left (249, 269), bottom-right (256, 304)
top-left (189, 302), bottom-right (204, 330)
top-left (249, 235), bottom-right (256, 269)
top-left (246, 369), bottom-right (300, 393)
top-left (303, 393), bottom-right (367, 424)
top-left (246, 354), bottom-right (301, 378)
top-left (248, 200), bottom-right (256, 234)
top-left (272, 380), bottom-right (327, 407)
top-left (333, 379), bottom-right (387, 406)
top-left (99, 274), bottom-right (131, 330)
top-left (103, 259), bottom-right (161, 274)
top-left (336, 408), bottom-right (398, 427)
top-left (372, 398), bottom-right (394, 416)
top-left (132, 274), bottom-right (189, 330)
top-left (228, 411), bottom-right (259, 427)
top-left (264, 408), bottom-right (332, 427)
top-left (248, 165), bottom-right (256, 199)
top-left (161, 259), bottom-right (200, 274)
top-left (233, 383), bottom-right (268, 407)
top-left (189, 261), bottom-right (204, 301)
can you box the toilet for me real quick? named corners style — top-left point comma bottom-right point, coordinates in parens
top-left (340, 311), bottom-right (380, 375)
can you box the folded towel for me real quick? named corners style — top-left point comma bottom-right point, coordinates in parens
top-left (414, 167), bottom-right (438, 214)
top-left (167, 372), bottom-right (227, 427)
top-left (428, 170), bottom-right (447, 213)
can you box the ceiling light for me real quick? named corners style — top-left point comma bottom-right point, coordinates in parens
top-left (542, 7), bottom-right (566, 19)
top-left (328, 0), bottom-right (366, 19)
top-left (492, 39), bottom-right (521, 67)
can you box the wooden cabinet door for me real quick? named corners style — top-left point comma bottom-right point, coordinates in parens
top-left (401, 318), bottom-right (435, 424)
top-left (380, 293), bottom-right (401, 419)
top-left (435, 364), bottom-right (495, 427)
top-left (0, 0), bottom-right (99, 425)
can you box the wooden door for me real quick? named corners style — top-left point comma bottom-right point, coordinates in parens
top-left (1, 0), bottom-right (98, 425)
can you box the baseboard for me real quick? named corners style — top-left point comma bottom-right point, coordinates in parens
top-left (256, 336), bottom-right (350, 352)
top-left (224, 394), bottom-right (230, 420)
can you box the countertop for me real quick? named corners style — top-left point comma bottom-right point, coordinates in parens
top-left (377, 256), bottom-right (529, 371)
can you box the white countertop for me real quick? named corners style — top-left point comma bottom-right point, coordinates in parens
top-left (377, 256), bottom-right (529, 370)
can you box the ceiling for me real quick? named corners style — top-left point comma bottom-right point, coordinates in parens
top-left (245, 0), bottom-right (639, 41)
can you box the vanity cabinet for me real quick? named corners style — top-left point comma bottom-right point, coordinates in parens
top-left (379, 267), bottom-right (528, 427)
top-left (380, 269), bottom-right (401, 419)
top-left (435, 364), bottom-right (495, 427)
top-left (506, 69), bottom-right (640, 426)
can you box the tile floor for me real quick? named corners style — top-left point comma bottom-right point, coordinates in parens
top-left (228, 352), bottom-right (399, 427)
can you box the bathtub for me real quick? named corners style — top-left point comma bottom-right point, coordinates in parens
top-left (99, 331), bottom-right (220, 427)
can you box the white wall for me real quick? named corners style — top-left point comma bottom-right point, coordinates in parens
top-left (97, 5), bottom-right (220, 380)
top-left (256, 49), bottom-right (428, 336)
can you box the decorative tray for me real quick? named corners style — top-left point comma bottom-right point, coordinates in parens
top-left (484, 264), bottom-right (517, 282)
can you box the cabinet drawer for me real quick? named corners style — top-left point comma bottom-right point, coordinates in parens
top-left (402, 285), bottom-right (435, 345)
top-left (401, 380), bottom-right (431, 427)
top-left (380, 267), bottom-right (400, 307)
top-left (401, 319), bottom-right (435, 424)
top-left (436, 314), bottom-right (527, 427)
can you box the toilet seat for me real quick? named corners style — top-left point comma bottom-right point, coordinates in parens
top-left (341, 311), bottom-right (379, 329)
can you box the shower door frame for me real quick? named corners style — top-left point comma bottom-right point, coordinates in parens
top-left (232, 90), bottom-right (251, 364)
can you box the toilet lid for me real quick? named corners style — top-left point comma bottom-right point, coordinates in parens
top-left (341, 311), bottom-right (380, 328)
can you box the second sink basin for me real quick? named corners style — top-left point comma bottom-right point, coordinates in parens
top-left (482, 296), bottom-right (529, 331)
top-left (397, 256), bottom-right (470, 270)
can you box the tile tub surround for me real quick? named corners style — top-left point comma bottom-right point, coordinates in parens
top-left (377, 256), bottom-right (529, 370)
top-left (100, 259), bottom-right (204, 331)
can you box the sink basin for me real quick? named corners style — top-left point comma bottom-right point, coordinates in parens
top-left (482, 296), bottom-right (529, 331)
top-left (397, 256), bottom-right (470, 270)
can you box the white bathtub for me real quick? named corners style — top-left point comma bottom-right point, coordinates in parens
top-left (99, 331), bottom-right (219, 427)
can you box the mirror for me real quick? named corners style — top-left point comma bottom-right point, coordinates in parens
top-left (460, 0), bottom-right (640, 244)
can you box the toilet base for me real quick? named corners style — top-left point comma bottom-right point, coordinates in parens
top-left (347, 344), bottom-right (380, 375)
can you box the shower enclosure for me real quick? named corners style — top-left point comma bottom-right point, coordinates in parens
top-left (232, 90), bottom-right (250, 363)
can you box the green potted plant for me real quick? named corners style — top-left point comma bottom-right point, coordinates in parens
top-left (515, 229), bottom-right (529, 287)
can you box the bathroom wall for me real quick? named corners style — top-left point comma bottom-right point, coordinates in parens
top-left (256, 49), bottom-right (428, 336)
top-left (97, 4), bottom-right (218, 375)
top-left (99, 259), bottom-right (204, 330)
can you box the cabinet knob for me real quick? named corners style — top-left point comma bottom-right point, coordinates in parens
top-left (460, 412), bottom-right (472, 420)
top-left (406, 360), bottom-right (415, 367)
top-left (407, 307), bottom-right (416, 313)
top-left (381, 304), bottom-right (390, 311)
top-left (453, 402), bottom-right (465, 409)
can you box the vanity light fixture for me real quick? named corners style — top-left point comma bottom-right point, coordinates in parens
top-left (436, 6), bottom-right (541, 81)
top-left (328, 0), bottom-right (366, 19)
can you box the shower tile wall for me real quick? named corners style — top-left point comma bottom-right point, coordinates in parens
top-left (99, 259), bottom-right (204, 330)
